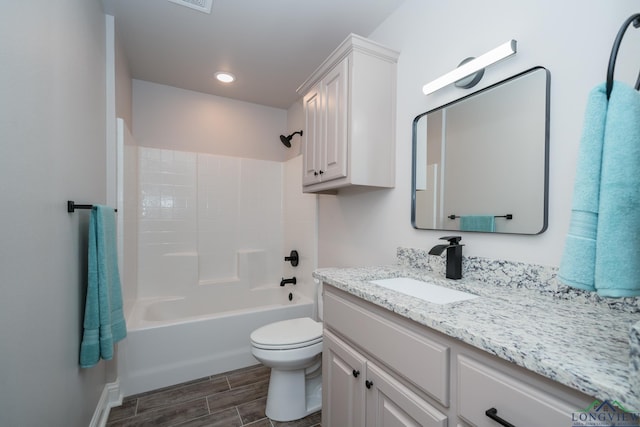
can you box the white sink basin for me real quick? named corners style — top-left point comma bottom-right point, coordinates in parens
top-left (369, 277), bottom-right (478, 305)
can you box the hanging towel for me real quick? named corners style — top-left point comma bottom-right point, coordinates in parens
top-left (559, 81), bottom-right (640, 297)
top-left (594, 81), bottom-right (640, 297)
top-left (80, 205), bottom-right (127, 368)
top-left (459, 215), bottom-right (496, 232)
top-left (558, 83), bottom-right (608, 292)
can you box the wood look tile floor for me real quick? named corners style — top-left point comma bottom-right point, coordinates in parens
top-left (107, 364), bottom-right (321, 427)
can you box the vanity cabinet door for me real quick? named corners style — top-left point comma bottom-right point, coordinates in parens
top-left (324, 329), bottom-right (447, 427)
top-left (365, 362), bottom-right (447, 427)
top-left (323, 330), bottom-right (366, 427)
top-left (320, 57), bottom-right (348, 183)
top-left (302, 83), bottom-right (322, 186)
top-left (302, 58), bottom-right (348, 186)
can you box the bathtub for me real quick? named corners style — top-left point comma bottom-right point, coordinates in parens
top-left (118, 286), bottom-right (314, 396)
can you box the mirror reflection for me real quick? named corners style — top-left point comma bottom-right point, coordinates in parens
top-left (412, 67), bottom-right (550, 234)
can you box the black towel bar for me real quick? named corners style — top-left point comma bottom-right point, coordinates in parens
top-left (67, 201), bottom-right (117, 213)
top-left (606, 13), bottom-right (640, 99)
top-left (448, 214), bottom-right (513, 220)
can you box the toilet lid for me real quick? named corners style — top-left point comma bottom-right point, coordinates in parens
top-left (251, 317), bottom-right (322, 349)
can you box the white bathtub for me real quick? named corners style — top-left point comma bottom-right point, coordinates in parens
top-left (118, 286), bottom-right (314, 396)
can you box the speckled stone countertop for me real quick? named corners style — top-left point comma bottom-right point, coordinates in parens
top-left (313, 247), bottom-right (640, 409)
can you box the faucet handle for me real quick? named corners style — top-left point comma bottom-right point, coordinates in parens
top-left (284, 250), bottom-right (299, 267)
top-left (439, 236), bottom-right (462, 245)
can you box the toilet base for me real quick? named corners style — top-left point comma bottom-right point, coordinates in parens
top-left (265, 367), bottom-right (322, 422)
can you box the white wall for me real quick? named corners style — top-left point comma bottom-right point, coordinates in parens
top-left (317, 0), bottom-right (640, 268)
top-left (284, 99), bottom-right (305, 160)
top-left (115, 32), bottom-right (133, 129)
top-left (0, 1), bottom-right (110, 426)
top-left (132, 80), bottom-right (321, 300)
top-left (283, 100), bottom-right (319, 303)
top-left (283, 155), bottom-right (319, 309)
top-left (133, 79), bottom-right (289, 161)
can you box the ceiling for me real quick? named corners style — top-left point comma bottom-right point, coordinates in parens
top-left (102, 0), bottom-right (405, 109)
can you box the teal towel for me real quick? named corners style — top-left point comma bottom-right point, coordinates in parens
top-left (595, 82), bottom-right (640, 297)
top-left (559, 82), bottom-right (640, 297)
top-left (558, 83), bottom-right (607, 292)
top-left (80, 205), bottom-right (127, 368)
top-left (460, 215), bottom-right (495, 232)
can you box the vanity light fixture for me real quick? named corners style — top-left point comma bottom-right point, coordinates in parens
top-left (422, 40), bottom-right (517, 95)
top-left (215, 71), bottom-right (236, 83)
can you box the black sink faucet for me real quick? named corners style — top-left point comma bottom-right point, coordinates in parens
top-left (428, 236), bottom-right (464, 280)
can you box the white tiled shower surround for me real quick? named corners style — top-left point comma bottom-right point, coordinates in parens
top-left (137, 146), bottom-right (290, 299)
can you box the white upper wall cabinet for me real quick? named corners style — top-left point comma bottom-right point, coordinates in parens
top-left (297, 34), bottom-right (399, 193)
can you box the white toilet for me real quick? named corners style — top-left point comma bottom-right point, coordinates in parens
top-left (250, 287), bottom-right (323, 421)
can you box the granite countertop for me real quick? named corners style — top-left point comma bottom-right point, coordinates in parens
top-left (313, 250), bottom-right (640, 410)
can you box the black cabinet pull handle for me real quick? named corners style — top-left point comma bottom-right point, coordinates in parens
top-left (319, 170), bottom-right (324, 174)
top-left (352, 369), bottom-right (360, 378)
top-left (365, 380), bottom-right (373, 389)
top-left (485, 408), bottom-right (516, 427)
top-left (314, 171), bottom-right (318, 176)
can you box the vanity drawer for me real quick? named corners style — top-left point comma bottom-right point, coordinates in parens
top-left (324, 288), bottom-right (450, 406)
top-left (458, 355), bottom-right (577, 427)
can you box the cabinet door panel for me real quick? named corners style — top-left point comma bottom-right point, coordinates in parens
top-left (324, 290), bottom-right (450, 406)
top-left (303, 85), bottom-right (321, 185)
top-left (323, 330), bottom-right (366, 427)
top-left (321, 57), bottom-right (348, 182)
top-left (366, 363), bottom-right (448, 427)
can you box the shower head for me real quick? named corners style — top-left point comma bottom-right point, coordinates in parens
top-left (280, 134), bottom-right (292, 147)
top-left (280, 130), bottom-right (303, 148)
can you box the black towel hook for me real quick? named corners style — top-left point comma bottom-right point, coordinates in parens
top-left (606, 13), bottom-right (640, 99)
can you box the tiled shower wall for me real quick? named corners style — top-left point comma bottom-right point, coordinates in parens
top-left (137, 146), bottom-right (284, 299)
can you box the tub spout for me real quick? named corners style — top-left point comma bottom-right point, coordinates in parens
top-left (280, 277), bottom-right (297, 286)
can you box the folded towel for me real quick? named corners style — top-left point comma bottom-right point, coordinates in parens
top-left (558, 83), bottom-right (608, 292)
top-left (459, 215), bottom-right (496, 232)
top-left (594, 81), bottom-right (640, 297)
top-left (80, 206), bottom-right (127, 368)
top-left (559, 81), bottom-right (640, 297)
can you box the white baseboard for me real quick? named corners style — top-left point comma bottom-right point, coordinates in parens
top-left (89, 379), bottom-right (123, 427)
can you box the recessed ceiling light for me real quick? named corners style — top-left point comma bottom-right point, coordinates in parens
top-left (215, 72), bottom-right (235, 83)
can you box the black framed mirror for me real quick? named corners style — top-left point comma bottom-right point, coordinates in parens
top-left (411, 67), bottom-right (550, 234)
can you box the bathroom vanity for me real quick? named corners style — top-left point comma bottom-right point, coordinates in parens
top-left (314, 248), bottom-right (640, 426)
top-left (296, 34), bottom-right (399, 193)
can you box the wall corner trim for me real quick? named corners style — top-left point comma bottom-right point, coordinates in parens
top-left (89, 379), bottom-right (123, 427)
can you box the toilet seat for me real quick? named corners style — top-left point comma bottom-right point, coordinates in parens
top-left (250, 317), bottom-right (322, 350)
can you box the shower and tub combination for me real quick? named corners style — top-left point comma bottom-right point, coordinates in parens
top-left (115, 129), bottom-right (318, 396)
top-left (120, 278), bottom-right (314, 395)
